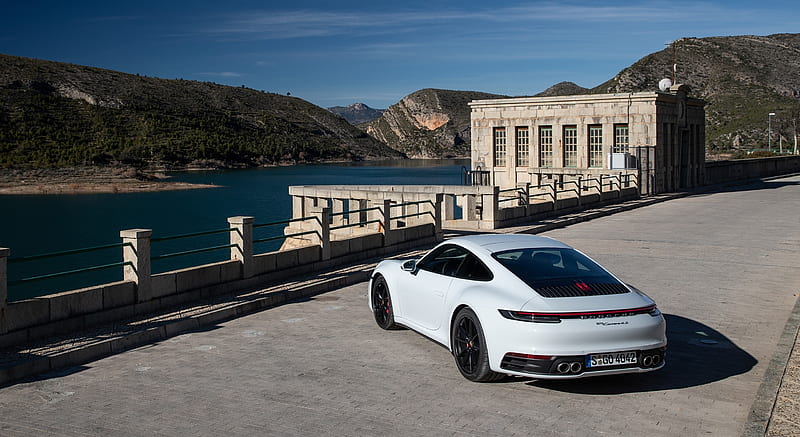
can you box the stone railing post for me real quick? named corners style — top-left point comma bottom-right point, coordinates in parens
top-left (381, 199), bottom-right (394, 246)
top-left (228, 216), bottom-right (254, 279)
top-left (292, 195), bottom-right (304, 219)
top-left (312, 207), bottom-right (331, 260)
top-left (552, 180), bottom-right (559, 210)
top-left (0, 247), bottom-right (8, 334)
top-left (331, 199), bottom-right (346, 227)
top-left (462, 194), bottom-right (477, 221)
top-left (523, 182), bottom-right (531, 206)
top-left (120, 229), bottom-right (152, 303)
top-left (483, 186), bottom-right (499, 228)
top-left (443, 194), bottom-right (454, 221)
top-left (433, 194), bottom-right (443, 241)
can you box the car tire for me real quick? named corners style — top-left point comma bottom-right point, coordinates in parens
top-left (451, 307), bottom-right (502, 382)
top-left (371, 275), bottom-right (400, 330)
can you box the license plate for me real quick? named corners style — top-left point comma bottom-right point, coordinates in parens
top-left (586, 351), bottom-right (637, 368)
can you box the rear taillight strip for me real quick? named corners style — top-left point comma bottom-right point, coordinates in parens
top-left (500, 305), bottom-right (657, 323)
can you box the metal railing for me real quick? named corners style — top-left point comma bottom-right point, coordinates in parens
top-left (7, 242), bottom-right (132, 287)
top-left (329, 206), bottom-right (381, 231)
top-left (389, 200), bottom-right (435, 222)
top-left (253, 216), bottom-right (319, 245)
top-left (151, 228), bottom-right (237, 262)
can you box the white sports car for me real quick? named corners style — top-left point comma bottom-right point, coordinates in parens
top-left (368, 234), bottom-right (666, 381)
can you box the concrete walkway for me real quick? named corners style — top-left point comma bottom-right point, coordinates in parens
top-left (0, 176), bottom-right (799, 436)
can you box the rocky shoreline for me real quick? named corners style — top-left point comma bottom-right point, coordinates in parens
top-left (0, 167), bottom-right (220, 195)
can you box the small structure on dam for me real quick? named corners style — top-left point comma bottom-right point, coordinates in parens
top-left (468, 84), bottom-right (706, 194)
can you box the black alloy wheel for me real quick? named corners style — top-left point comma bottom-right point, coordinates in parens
top-left (371, 276), bottom-right (399, 330)
top-left (451, 308), bottom-right (501, 382)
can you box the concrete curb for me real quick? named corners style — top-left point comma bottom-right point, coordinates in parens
top-left (742, 294), bottom-right (800, 437)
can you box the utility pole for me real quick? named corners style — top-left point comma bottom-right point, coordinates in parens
top-left (665, 40), bottom-right (678, 84)
top-left (769, 112), bottom-right (776, 151)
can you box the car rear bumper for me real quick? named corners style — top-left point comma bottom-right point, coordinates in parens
top-left (499, 346), bottom-right (666, 379)
top-left (485, 311), bottom-right (667, 378)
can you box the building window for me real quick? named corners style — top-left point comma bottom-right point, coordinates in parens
top-left (539, 126), bottom-right (553, 167)
top-left (589, 125), bottom-right (603, 168)
top-left (516, 127), bottom-right (529, 167)
top-left (563, 126), bottom-right (577, 167)
top-left (614, 124), bottom-right (629, 154)
top-left (493, 127), bottom-right (507, 167)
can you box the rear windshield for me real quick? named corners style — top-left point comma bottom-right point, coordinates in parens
top-left (492, 247), bottom-right (621, 289)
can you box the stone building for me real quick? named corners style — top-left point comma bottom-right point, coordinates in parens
top-left (468, 84), bottom-right (706, 194)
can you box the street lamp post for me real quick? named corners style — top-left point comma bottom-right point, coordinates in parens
top-left (769, 112), bottom-right (776, 152)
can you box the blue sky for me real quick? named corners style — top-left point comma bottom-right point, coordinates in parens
top-left (1, 1), bottom-right (798, 108)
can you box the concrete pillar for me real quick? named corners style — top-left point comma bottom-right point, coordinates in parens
top-left (577, 177), bottom-right (583, 207)
top-left (462, 195), bottom-right (477, 221)
top-left (433, 194), bottom-right (443, 241)
top-left (312, 207), bottom-right (331, 260)
top-left (523, 182), bottom-right (531, 207)
top-left (0, 247), bottom-right (8, 334)
top-left (552, 181), bottom-right (559, 210)
top-left (481, 186), bottom-right (500, 226)
top-left (352, 199), bottom-right (368, 227)
top-left (120, 229), bottom-right (152, 303)
top-left (228, 216), bottom-right (254, 279)
top-left (443, 195), bottom-right (455, 220)
top-left (304, 197), bottom-right (317, 217)
top-left (381, 199), bottom-right (394, 246)
top-left (331, 199), bottom-right (346, 226)
top-left (292, 195), bottom-right (304, 219)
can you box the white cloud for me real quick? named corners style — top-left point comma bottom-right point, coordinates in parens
top-left (202, 1), bottom-right (752, 41)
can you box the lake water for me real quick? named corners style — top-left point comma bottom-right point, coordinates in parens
top-left (0, 159), bottom-right (468, 300)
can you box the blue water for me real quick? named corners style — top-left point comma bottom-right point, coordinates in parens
top-left (0, 160), bottom-right (468, 300)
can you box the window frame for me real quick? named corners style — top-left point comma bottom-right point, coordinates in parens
top-left (493, 127), bottom-right (507, 167)
top-left (588, 125), bottom-right (603, 168)
top-left (613, 124), bottom-right (629, 154)
top-left (539, 126), bottom-right (553, 168)
top-left (516, 126), bottom-right (529, 167)
top-left (563, 125), bottom-right (578, 168)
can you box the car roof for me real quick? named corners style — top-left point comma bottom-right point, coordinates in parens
top-left (448, 234), bottom-right (572, 254)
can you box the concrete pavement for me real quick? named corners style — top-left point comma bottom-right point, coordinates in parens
top-left (0, 175), bottom-right (799, 436)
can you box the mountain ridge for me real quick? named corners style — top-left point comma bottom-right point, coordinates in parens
top-left (0, 53), bottom-right (404, 168)
top-left (327, 103), bottom-right (385, 125)
top-left (360, 88), bottom-right (506, 158)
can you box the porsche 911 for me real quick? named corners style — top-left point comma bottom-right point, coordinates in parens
top-left (368, 234), bottom-right (666, 381)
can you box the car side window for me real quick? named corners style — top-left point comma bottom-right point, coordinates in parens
top-left (454, 254), bottom-right (493, 281)
top-left (417, 245), bottom-right (468, 277)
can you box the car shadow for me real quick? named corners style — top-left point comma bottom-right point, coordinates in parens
top-left (525, 314), bottom-right (757, 394)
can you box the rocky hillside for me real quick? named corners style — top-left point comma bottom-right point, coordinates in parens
top-left (0, 54), bottom-right (403, 168)
top-left (591, 34), bottom-right (800, 152)
top-left (535, 81), bottom-right (589, 97)
top-left (328, 103), bottom-right (385, 125)
top-left (360, 88), bottom-right (506, 158)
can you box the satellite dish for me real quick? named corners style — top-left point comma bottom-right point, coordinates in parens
top-left (658, 78), bottom-right (672, 92)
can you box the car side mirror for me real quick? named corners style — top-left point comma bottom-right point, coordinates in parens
top-left (401, 260), bottom-right (417, 273)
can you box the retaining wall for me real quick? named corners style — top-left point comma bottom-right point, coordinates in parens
top-left (705, 156), bottom-right (800, 185)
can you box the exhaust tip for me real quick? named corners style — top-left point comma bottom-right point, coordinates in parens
top-left (557, 362), bottom-right (571, 373)
top-left (652, 355), bottom-right (661, 366)
top-left (643, 356), bottom-right (653, 367)
top-left (570, 362), bottom-right (582, 373)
